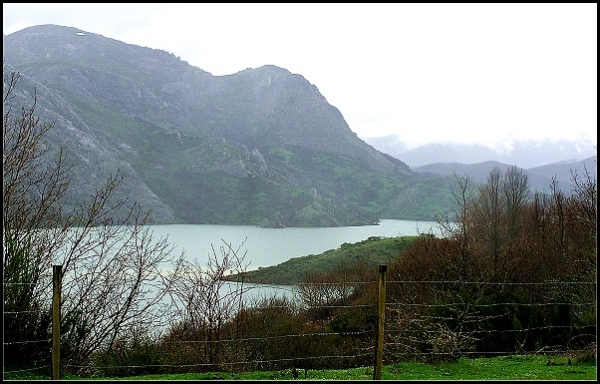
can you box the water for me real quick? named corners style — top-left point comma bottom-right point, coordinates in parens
top-left (146, 219), bottom-right (442, 271)
top-left (57, 219), bottom-right (443, 331)
top-left (146, 219), bottom-right (442, 320)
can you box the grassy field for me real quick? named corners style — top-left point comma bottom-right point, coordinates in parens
top-left (5, 355), bottom-right (596, 380)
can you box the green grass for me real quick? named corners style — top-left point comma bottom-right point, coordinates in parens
top-left (4, 355), bottom-right (596, 380)
top-left (227, 235), bottom-right (416, 285)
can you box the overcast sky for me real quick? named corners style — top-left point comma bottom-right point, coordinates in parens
top-left (3, 3), bottom-right (597, 150)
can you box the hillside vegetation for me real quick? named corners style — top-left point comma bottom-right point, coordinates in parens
top-left (226, 235), bottom-right (418, 285)
top-left (3, 24), bottom-right (456, 227)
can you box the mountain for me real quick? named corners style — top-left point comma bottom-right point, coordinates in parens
top-left (363, 135), bottom-right (597, 169)
top-left (526, 157), bottom-right (597, 192)
top-left (412, 157), bottom-right (597, 194)
top-left (3, 25), bottom-right (457, 227)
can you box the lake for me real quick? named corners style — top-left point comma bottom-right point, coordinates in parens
top-left (146, 219), bottom-right (442, 271)
top-left (143, 219), bottom-right (443, 312)
top-left (57, 219), bottom-right (443, 328)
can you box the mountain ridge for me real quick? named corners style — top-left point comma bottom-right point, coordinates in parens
top-left (6, 25), bottom-right (592, 227)
top-left (4, 24), bottom-right (452, 227)
top-left (363, 135), bottom-right (596, 169)
top-left (411, 156), bottom-right (596, 194)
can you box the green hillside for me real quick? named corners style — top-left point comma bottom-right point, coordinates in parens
top-left (3, 25), bottom-right (457, 227)
top-left (227, 235), bottom-right (418, 285)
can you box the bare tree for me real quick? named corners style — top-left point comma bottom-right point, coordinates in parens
top-left (164, 239), bottom-right (251, 369)
top-left (471, 168), bottom-right (504, 279)
top-left (386, 163), bottom-right (596, 359)
top-left (3, 68), bottom-right (184, 373)
top-left (4, 69), bottom-right (74, 366)
top-left (438, 173), bottom-right (477, 281)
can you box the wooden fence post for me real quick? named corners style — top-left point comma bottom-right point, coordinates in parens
top-left (52, 265), bottom-right (62, 380)
top-left (373, 264), bottom-right (387, 380)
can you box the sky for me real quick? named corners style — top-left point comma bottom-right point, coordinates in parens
top-left (3, 3), bottom-right (597, 150)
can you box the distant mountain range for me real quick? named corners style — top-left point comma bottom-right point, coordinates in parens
top-left (410, 157), bottom-right (596, 195)
top-left (363, 135), bottom-right (596, 169)
top-left (4, 25), bottom-right (594, 227)
top-left (365, 136), bottom-right (596, 195)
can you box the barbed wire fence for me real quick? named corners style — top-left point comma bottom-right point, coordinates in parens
top-left (3, 281), bottom-right (53, 376)
top-left (3, 265), bottom-right (597, 380)
top-left (383, 278), bottom-right (596, 364)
